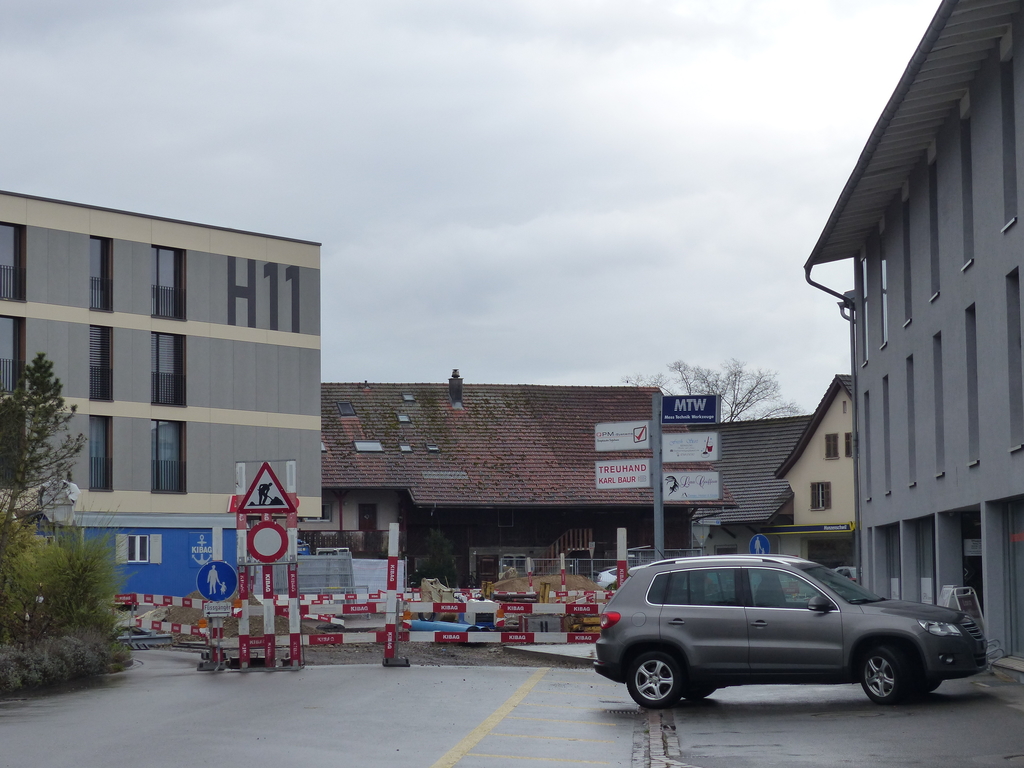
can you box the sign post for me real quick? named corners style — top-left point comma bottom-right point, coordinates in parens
top-left (652, 392), bottom-right (664, 560)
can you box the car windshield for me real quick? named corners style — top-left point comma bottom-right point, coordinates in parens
top-left (799, 565), bottom-right (885, 603)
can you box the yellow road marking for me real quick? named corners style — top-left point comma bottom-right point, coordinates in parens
top-left (429, 668), bottom-right (549, 768)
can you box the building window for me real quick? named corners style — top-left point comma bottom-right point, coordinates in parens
top-left (906, 355), bottom-right (917, 485)
top-left (89, 325), bottom-right (112, 401)
top-left (880, 246), bottom-right (889, 346)
top-left (966, 304), bottom-right (980, 463)
top-left (825, 433), bottom-right (839, 459)
top-left (0, 316), bottom-right (22, 392)
top-left (89, 237), bottom-right (112, 311)
top-left (1003, 58), bottom-right (1018, 226)
top-left (845, 432), bottom-right (853, 458)
top-left (929, 161), bottom-right (940, 299)
top-left (354, 440), bottom-right (383, 452)
top-left (0, 223), bottom-right (25, 301)
top-left (151, 332), bottom-right (185, 406)
top-left (902, 197), bottom-right (912, 323)
top-left (89, 415), bottom-right (112, 490)
top-left (151, 420), bottom-right (185, 492)
top-left (810, 482), bottom-right (832, 510)
top-left (860, 254), bottom-right (870, 364)
top-left (127, 535), bottom-right (149, 563)
top-left (961, 116), bottom-right (975, 267)
top-left (152, 246), bottom-right (185, 319)
top-left (882, 375), bottom-right (892, 493)
top-left (933, 333), bottom-right (945, 475)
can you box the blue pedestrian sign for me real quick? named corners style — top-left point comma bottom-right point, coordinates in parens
top-left (749, 534), bottom-right (771, 555)
top-left (197, 561), bottom-right (238, 601)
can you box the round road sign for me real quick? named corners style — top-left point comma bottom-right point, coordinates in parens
top-left (247, 520), bottom-right (289, 563)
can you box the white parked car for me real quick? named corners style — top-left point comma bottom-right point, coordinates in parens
top-left (595, 568), bottom-right (618, 589)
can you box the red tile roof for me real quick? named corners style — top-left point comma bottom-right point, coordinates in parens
top-left (322, 382), bottom-right (732, 508)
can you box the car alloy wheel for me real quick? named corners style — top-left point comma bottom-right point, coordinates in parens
top-left (860, 644), bottom-right (914, 704)
top-left (626, 651), bottom-right (683, 709)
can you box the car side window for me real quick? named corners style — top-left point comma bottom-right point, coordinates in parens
top-left (748, 568), bottom-right (825, 609)
top-left (688, 568), bottom-right (739, 606)
top-left (647, 572), bottom-right (671, 605)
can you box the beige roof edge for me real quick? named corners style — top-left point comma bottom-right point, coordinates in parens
top-left (804, 0), bottom-right (1015, 270)
top-left (0, 188), bottom-right (321, 247)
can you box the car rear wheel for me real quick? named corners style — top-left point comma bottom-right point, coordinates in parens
top-left (859, 644), bottom-right (917, 704)
top-left (626, 651), bottom-right (684, 709)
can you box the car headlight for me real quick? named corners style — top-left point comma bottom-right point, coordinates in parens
top-left (918, 620), bottom-right (962, 637)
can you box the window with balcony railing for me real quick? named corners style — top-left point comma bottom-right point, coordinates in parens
top-left (151, 332), bottom-right (185, 406)
top-left (0, 316), bottom-right (23, 392)
top-left (0, 224), bottom-right (25, 301)
top-left (152, 246), bottom-right (185, 319)
top-left (89, 415), bottom-right (112, 490)
top-left (90, 237), bottom-right (112, 311)
top-left (151, 420), bottom-right (185, 492)
top-left (89, 325), bottom-right (112, 401)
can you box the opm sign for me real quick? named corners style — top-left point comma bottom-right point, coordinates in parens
top-left (661, 395), bottom-right (720, 424)
top-left (594, 421), bottom-right (650, 451)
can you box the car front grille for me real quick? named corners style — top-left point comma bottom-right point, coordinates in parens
top-left (960, 617), bottom-right (984, 640)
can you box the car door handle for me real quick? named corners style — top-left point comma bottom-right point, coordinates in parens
top-left (668, 618), bottom-right (686, 625)
top-left (750, 620), bottom-right (768, 627)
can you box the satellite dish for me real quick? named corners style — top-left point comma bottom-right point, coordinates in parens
top-left (65, 481), bottom-right (80, 503)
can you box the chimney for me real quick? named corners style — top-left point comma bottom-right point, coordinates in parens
top-left (449, 369), bottom-right (463, 409)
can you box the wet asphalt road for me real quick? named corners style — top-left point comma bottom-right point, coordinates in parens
top-left (657, 674), bottom-right (1024, 768)
top-left (0, 649), bottom-right (639, 768)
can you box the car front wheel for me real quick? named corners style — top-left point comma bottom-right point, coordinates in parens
top-left (859, 644), bottom-right (917, 704)
top-left (626, 651), bottom-right (684, 709)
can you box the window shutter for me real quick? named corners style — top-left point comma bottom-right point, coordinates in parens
top-left (115, 533), bottom-right (128, 563)
top-left (149, 534), bottom-right (162, 564)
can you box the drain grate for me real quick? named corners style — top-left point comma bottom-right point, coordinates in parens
top-left (606, 707), bottom-right (643, 716)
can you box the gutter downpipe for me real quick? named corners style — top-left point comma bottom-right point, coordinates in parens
top-left (807, 270), bottom-right (863, 589)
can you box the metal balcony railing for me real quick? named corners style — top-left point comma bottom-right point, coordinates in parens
top-left (151, 284), bottom-right (185, 319)
top-left (90, 366), bottom-right (112, 401)
top-left (0, 265), bottom-right (25, 301)
top-left (90, 277), bottom-right (112, 311)
top-left (0, 358), bottom-right (23, 392)
top-left (90, 456), bottom-right (112, 490)
top-left (152, 460), bottom-right (186, 492)
top-left (151, 372), bottom-right (186, 406)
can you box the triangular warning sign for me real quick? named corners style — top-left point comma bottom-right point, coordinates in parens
top-left (236, 462), bottom-right (295, 514)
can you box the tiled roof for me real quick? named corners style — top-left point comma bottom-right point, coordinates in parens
top-left (686, 415), bottom-right (812, 525)
top-left (321, 382), bottom-right (732, 508)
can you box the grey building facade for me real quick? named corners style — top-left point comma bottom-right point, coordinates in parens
top-left (805, 0), bottom-right (1024, 665)
top-left (0, 190), bottom-right (322, 522)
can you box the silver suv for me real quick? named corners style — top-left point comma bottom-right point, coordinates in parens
top-left (594, 555), bottom-right (986, 708)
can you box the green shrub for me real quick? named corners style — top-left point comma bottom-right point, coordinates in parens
top-left (0, 632), bottom-right (114, 693)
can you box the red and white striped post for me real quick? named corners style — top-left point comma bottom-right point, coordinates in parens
top-left (382, 522), bottom-right (409, 667)
top-left (616, 528), bottom-right (628, 588)
top-left (527, 557), bottom-right (533, 590)
top-left (287, 510), bottom-right (302, 667)
top-left (559, 552), bottom-right (566, 589)
top-left (236, 509), bottom-right (250, 668)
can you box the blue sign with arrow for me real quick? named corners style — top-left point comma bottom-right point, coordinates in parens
top-left (197, 561), bottom-right (238, 601)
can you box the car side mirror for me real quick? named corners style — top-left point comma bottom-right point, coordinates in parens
top-left (808, 595), bottom-right (834, 613)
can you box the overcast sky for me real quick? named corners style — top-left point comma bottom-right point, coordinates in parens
top-left (0, 0), bottom-right (941, 413)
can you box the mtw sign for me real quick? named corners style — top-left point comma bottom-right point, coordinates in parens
top-left (661, 395), bottom-right (720, 424)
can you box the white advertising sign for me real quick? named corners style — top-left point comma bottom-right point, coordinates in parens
top-left (594, 421), bottom-right (650, 451)
top-left (595, 460), bottom-right (651, 489)
top-left (662, 471), bottom-right (721, 501)
top-left (662, 432), bottom-right (719, 462)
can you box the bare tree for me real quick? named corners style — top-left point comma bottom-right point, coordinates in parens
top-left (623, 358), bottom-right (801, 422)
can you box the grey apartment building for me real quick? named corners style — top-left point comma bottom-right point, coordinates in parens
top-left (0, 190), bottom-right (321, 524)
top-left (805, 0), bottom-right (1024, 665)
